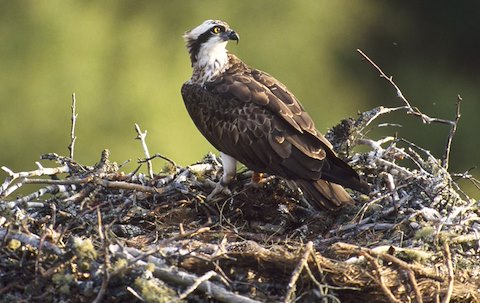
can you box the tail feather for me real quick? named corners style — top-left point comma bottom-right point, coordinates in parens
top-left (297, 179), bottom-right (355, 211)
top-left (322, 152), bottom-right (370, 194)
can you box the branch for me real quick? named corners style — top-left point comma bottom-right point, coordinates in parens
top-left (441, 241), bottom-right (454, 303)
top-left (0, 165), bottom-right (70, 198)
top-left (362, 252), bottom-right (402, 303)
top-left (112, 245), bottom-right (262, 303)
top-left (442, 95), bottom-right (462, 169)
top-left (356, 49), bottom-right (455, 126)
top-left (284, 241), bottom-right (314, 303)
top-left (134, 123), bottom-right (154, 179)
top-left (68, 93), bottom-right (78, 159)
top-left (0, 229), bottom-right (65, 256)
top-left (178, 270), bottom-right (218, 300)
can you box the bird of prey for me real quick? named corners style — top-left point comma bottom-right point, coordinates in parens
top-left (181, 20), bottom-right (369, 210)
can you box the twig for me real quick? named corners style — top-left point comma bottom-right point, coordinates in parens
top-left (134, 123), bottom-right (154, 179)
top-left (93, 177), bottom-right (162, 194)
top-left (141, 153), bottom-right (177, 168)
top-left (441, 241), bottom-right (454, 303)
top-left (21, 176), bottom-right (161, 194)
top-left (284, 241), bottom-right (314, 303)
top-left (4, 184), bottom-right (75, 207)
top-left (68, 93), bottom-right (78, 159)
top-left (0, 165), bottom-right (70, 197)
top-left (333, 243), bottom-right (444, 282)
top-left (303, 260), bottom-right (343, 302)
top-left (0, 229), bottom-right (64, 256)
top-left (113, 245), bottom-right (261, 303)
top-left (92, 207), bottom-right (110, 303)
top-left (178, 270), bottom-right (218, 300)
top-left (124, 226), bottom-right (212, 267)
top-left (357, 49), bottom-right (455, 126)
top-left (362, 252), bottom-right (401, 303)
top-left (8, 164), bottom-right (72, 178)
top-left (407, 269), bottom-right (423, 303)
top-left (126, 286), bottom-right (144, 301)
top-left (442, 95), bottom-right (462, 169)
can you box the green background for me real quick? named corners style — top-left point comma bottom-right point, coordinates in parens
top-left (0, 1), bottom-right (478, 196)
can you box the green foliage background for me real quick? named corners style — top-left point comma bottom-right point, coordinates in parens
top-left (0, 1), bottom-right (478, 195)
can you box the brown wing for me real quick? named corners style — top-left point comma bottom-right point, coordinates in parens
top-left (181, 54), bottom-right (369, 209)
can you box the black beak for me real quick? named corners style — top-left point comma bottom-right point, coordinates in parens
top-left (227, 30), bottom-right (240, 44)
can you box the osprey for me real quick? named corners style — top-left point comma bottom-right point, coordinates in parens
top-left (181, 20), bottom-right (369, 210)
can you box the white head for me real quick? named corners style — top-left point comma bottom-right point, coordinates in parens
top-left (183, 20), bottom-right (239, 72)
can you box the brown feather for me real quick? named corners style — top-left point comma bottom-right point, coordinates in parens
top-left (181, 53), bottom-right (369, 210)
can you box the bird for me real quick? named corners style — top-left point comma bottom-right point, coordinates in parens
top-left (181, 20), bottom-right (369, 210)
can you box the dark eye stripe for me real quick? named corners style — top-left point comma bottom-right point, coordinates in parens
top-left (188, 26), bottom-right (223, 63)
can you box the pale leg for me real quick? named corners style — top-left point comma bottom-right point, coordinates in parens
top-left (206, 152), bottom-right (237, 200)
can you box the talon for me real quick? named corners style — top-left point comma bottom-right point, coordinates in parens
top-left (205, 152), bottom-right (236, 201)
top-left (206, 181), bottom-right (232, 201)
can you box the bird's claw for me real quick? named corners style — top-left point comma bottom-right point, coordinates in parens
top-left (206, 180), bottom-right (232, 201)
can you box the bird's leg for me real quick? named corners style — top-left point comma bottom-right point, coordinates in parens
top-left (206, 152), bottom-right (237, 200)
top-left (247, 172), bottom-right (275, 188)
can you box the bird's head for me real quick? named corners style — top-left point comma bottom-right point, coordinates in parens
top-left (183, 20), bottom-right (239, 67)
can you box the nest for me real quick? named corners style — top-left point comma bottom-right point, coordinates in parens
top-left (1, 52), bottom-right (479, 303)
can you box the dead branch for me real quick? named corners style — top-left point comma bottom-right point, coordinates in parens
top-left (442, 95), bottom-right (462, 170)
top-left (332, 243), bottom-right (444, 282)
top-left (178, 270), bottom-right (218, 300)
top-left (441, 241), bottom-right (454, 303)
top-left (357, 49), bottom-right (455, 126)
top-left (284, 241), bottom-right (314, 303)
top-left (68, 93), bottom-right (78, 159)
top-left (112, 244), bottom-right (262, 303)
top-left (362, 252), bottom-right (402, 303)
top-left (134, 123), bottom-right (154, 179)
top-left (0, 228), bottom-right (64, 256)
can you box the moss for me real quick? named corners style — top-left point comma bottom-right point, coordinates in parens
top-left (134, 276), bottom-right (183, 303)
top-left (72, 237), bottom-right (97, 260)
top-left (52, 271), bottom-right (74, 295)
top-left (414, 226), bottom-right (435, 240)
top-left (7, 239), bottom-right (21, 251)
top-left (160, 163), bottom-right (177, 175)
top-left (396, 248), bottom-right (434, 263)
top-left (145, 262), bottom-right (156, 273)
top-left (112, 258), bottom-right (129, 277)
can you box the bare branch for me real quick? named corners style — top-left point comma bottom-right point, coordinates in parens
top-left (178, 270), bottom-right (218, 300)
top-left (362, 252), bottom-right (402, 303)
top-left (357, 49), bottom-right (455, 126)
top-left (112, 245), bottom-right (262, 303)
top-left (0, 229), bottom-right (64, 256)
top-left (441, 241), bottom-right (454, 303)
top-left (135, 123), bottom-right (154, 179)
top-left (284, 241), bottom-right (314, 303)
top-left (442, 95), bottom-right (462, 169)
top-left (68, 93), bottom-right (78, 159)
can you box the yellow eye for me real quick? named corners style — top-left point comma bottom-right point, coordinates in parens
top-left (212, 26), bottom-right (221, 34)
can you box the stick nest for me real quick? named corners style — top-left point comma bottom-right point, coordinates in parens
top-left (1, 52), bottom-right (479, 302)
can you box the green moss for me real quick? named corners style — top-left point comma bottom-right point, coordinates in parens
top-left (414, 226), bottom-right (435, 240)
top-left (396, 248), bottom-right (434, 263)
top-left (134, 276), bottom-right (183, 303)
top-left (7, 239), bottom-right (22, 251)
top-left (72, 237), bottom-right (97, 260)
top-left (52, 271), bottom-right (74, 295)
top-left (112, 258), bottom-right (129, 277)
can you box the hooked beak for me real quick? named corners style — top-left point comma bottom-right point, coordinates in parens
top-left (223, 30), bottom-right (240, 44)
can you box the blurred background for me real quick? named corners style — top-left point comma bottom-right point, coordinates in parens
top-left (0, 1), bottom-right (478, 196)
